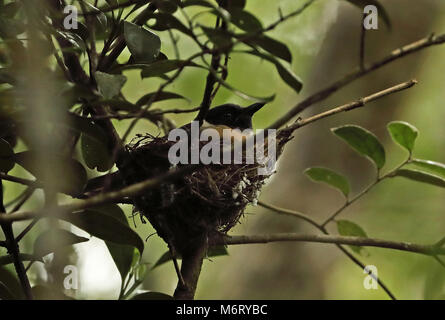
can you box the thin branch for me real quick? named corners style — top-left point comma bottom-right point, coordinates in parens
top-left (269, 32), bottom-right (445, 129)
top-left (0, 181), bottom-right (33, 299)
top-left (213, 233), bottom-right (445, 256)
top-left (0, 164), bottom-right (202, 224)
top-left (259, 201), bottom-right (396, 300)
top-left (283, 79), bottom-right (417, 133)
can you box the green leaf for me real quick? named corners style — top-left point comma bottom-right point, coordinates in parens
top-left (304, 167), bottom-right (350, 197)
top-left (94, 204), bottom-right (135, 282)
top-left (131, 291), bottom-right (173, 300)
top-left (244, 50), bottom-right (302, 93)
top-left (140, 59), bottom-right (204, 78)
top-left (153, 245), bottom-right (228, 269)
top-left (136, 91), bottom-right (188, 107)
top-left (0, 138), bottom-right (14, 173)
top-left (0, 2), bottom-right (22, 17)
top-left (337, 220), bottom-right (368, 254)
top-left (393, 169), bottom-right (445, 188)
top-left (227, 8), bottom-right (263, 32)
top-left (15, 151), bottom-right (88, 196)
top-left (0, 266), bottom-right (21, 299)
top-left (345, 0), bottom-right (391, 29)
top-left (62, 210), bottom-right (144, 254)
top-left (147, 12), bottom-right (192, 36)
top-left (33, 229), bottom-right (89, 258)
top-left (332, 125), bottom-right (386, 170)
top-left (387, 121), bottom-right (418, 153)
top-left (94, 71), bottom-right (127, 100)
top-left (79, 122), bottom-right (114, 172)
top-left (410, 159), bottom-right (445, 180)
top-left (124, 21), bottom-right (161, 63)
top-left (201, 25), bottom-right (233, 50)
top-left (244, 35), bottom-right (292, 63)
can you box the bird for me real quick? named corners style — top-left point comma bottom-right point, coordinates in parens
top-left (198, 102), bottom-right (266, 143)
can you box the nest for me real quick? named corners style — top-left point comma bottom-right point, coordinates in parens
top-left (117, 128), bottom-right (293, 255)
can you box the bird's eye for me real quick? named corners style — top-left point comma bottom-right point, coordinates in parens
top-left (223, 113), bottom-right (232, 120)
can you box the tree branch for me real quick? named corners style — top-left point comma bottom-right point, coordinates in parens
top-left (259, 201), bottom-right (396, 300)
top-left (0, 165), bottom-right (202, 224)
top-left (212, 233), bottom-right (445, 256)
top-left (282, 79), bottom-right (417, 133)
top-left (269, 32), bottom-right (445, 129)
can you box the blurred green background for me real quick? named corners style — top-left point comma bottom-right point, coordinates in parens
top-left (2, 0), bottom-right (445, 299)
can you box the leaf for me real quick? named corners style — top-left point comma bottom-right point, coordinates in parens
top-left (153, 245), bottom-right (228, 269)
top-left (147, 12), bottom-right (192, 36)
top-left (124, 21), bottom-right (161, 63)
top-left (94, 204), bottom-right (135, 282)
top-left (201, 25), bottom-right (233, 50)
top-left (0, 138), bottom-right (14, 173)
top-left (157, 0), bottom-right (178, 14)
top-left (244, 35), bottom-right (292, 63)
top-left (332, 125), bottom-right (386, 170)
top-left (140, 59), bottom-right (204, 78)
top-left (226, 8), bottom-right (263, 32)
top-left (387, 121), bottom-right (418, 153)
top-left (33, 229), bottom-right (89, 258)
top-left (337, 220), bottom-right (368, 254)
top-left (94, 71), bottom-right (127, 100)
top-left (304, 167), bottom-right (350, 197)
top-left (410, 159), bottom-right (445, 180)
top-left (345, 0), bottom-right (391, 29)
top-left (80, 125), bottom-right (113, 172)
top-left (15, 151), bottom-right (88, 196)
top-left (0, 266), bottom-right (21, 299)
top-left (393, 169), bottom-right (445, 189)
top-left (62, 210), bottom-right (144, 254)
top-left (0, 2), bottom-right (22, 17)
top-left (136, 91), bottom-right (188, 106)
top-left (244, 50), bottom-right (302, 93)
top-left (131, 291), bottom-right (173, 300)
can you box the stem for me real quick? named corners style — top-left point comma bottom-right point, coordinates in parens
top-left (0, 181), bottom-right (33, 299)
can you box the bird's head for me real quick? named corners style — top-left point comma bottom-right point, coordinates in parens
top-left (204, 102), bottom-right (266, 130)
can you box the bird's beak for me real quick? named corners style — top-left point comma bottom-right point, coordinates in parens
top-left (244, 102), bottom-right (266, 115)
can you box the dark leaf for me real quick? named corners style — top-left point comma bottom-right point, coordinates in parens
top-left (220, 8), bottom-right (262, 32)
top-left (332, 125), bottom-right (386, 170)
top-left (304, 167), bottom-right (350, 197)
top-left (0, 138), bottom-right (14, 173)
top-left (124, 21), bottom-right (161, 63)
top-left (0, 266), bottom-right (21, 299)
top-left (147, 13), bottom-right (192, 36)
top-left (136, 91), bottom-right (188, 106)
top-left (201, 25), bottom-right (233, 50)
top-left (62, 210), bottom-right (144, 254)
top-left (33, 228), bottom-right (89, 258)
top-left (243, 50), bottom-right (302, 93)
top-left (95, 71), bottom-right (127, 99)
top-left (387, 121), bottom-right (418, 153)
top-left (245, 35), bottom-right (292, 63)
top-left (15, 151), bottom-right (88, 196)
